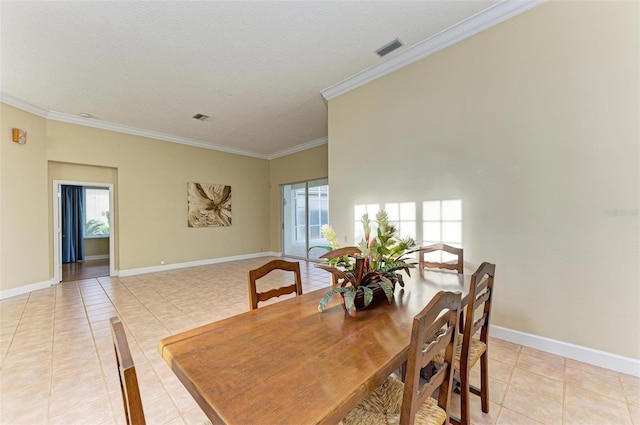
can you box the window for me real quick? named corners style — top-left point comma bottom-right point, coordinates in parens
top-left (308, 185), bottom-right (329, 240)
top-left (354, 203), bottom-right (380, 242)
top-left (283, 179), bottom-right (329, 260)
top-left (423, 199), bottom-right (462, 262)
top-left (85, 188), bottom-right (110, 237)
top-left (385, 202), bottom-right (416, 240)
top-left (353, 200), bottom-right (462, 259)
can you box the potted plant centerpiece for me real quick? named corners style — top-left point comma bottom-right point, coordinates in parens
top-left (314, 210), bottom-right (416, 317)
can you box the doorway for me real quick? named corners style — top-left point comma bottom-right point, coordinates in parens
top-left (282, 178), bottom-right (330, 260)
top-left (53, 180), bottom-right (115, 283)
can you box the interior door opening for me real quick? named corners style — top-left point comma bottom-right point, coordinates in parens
top-left (53, 180), bottom-right (115, 283)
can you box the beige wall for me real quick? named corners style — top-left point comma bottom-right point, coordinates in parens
top-left (84, 237), bottom-right (109, 257)
top-left (46, 120), bottom-right (271, 270)
top-left (328, 1), bottom-right (639, 359)
top-left (268, 144), bottom-right (328, 252)
top-left (1, 104), bottom-right (274, 291)
top-left (0, 105), bottom-right (49, 290)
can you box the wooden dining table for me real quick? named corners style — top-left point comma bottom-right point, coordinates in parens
top-left (158, 268), bottom-right (472, 425)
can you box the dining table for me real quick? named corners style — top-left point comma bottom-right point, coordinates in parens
top-left (157, 268), bottom-right (472, 425)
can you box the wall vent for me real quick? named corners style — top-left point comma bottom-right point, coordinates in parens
top-left (376, 38), bottom-right (403, 57)
top-left (193, 113), bottom-right (210, 121)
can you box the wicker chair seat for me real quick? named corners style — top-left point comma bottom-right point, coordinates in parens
top-left (433, 337), bottom-right (487, 370)
top-left (342, 376), bottom-right (447, 425)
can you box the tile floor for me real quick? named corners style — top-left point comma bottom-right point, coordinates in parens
top-left (0, 257), bottom-right (638, 425)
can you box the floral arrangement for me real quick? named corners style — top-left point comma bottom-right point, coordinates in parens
top-left (314, 210), bottom-right (417, 317)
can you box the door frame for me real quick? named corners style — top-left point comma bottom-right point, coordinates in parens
top-left (53, 180), bottom-right (115, 283)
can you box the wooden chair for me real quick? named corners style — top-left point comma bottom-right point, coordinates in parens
top-left (433, 262), bottom-right (495, 425)
top-left (110, 316), bottom-right (146, 425)
top-left (417, 244), bottom-right (464, 274)
top-left (248, 259), bottom-right (303, 310)
top-left (341, 291), bottom-right (461, 425)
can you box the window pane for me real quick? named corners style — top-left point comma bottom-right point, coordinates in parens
top-left (85, 188), bottom-right (110, 236)
top-left (423, 222), bottom-right (440, 242)
top-left (398, 222), bottom-right (416, 239)
top-left (399, 202), bottom-right (416, 220)
top-left (442, 200), bottom-right (462, 220)
top-left (296, 208), bottom-right (306, 226)
top-left (385, 203), bottom-right (399, 221)
top-left (366, 204), bottom-right (380, 217)
top-left (423, 201), bottom-right (440, 220)
top-left (309, 225), bottom-right (320, 240)
top-left (442, 222), bottom-right (462, 243)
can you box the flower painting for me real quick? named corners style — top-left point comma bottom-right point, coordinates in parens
top-left (187, 182), bottom-right (232, 227)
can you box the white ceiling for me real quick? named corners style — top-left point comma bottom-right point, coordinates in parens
top-left (1, 1), bottom-right (531, 159)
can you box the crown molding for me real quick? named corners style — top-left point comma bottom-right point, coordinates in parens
top-left (267, 137), bottom-right (328, 160)
top-left (1, 93), bottom-right (270, 159)
top-left (321, 0), bottom-right (545, 101)
top-left (0, 93), bottom-right (51, 118)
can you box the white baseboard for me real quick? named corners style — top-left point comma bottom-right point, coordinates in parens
top-left (490, 325), bottom-right (640, 377)
top-left (85, 254), bottom-right (109, 261)
top-left (118, 251), bottom-right (281, 277)
top-left (0, 279), bottom-right (55, 300)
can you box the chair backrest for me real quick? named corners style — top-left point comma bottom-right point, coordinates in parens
top-left (110, 317), bottom-right (146, 425)
top-left (461, 262), bottom-right (495, 365)
top-left (417, 243), bottom-right (464, 273)
top-left (401, 291), bottom-right (461, 425)
top-left (248, 259), bottom-right (303, 310)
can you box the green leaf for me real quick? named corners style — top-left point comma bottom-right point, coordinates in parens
top-left (378, 276), bottom-right (395, 302)
top-left (317, 287), bottom-right (352, 312)
top-left (344, 291), bottom-right (357, 317)
top-left (361, 286), bottom-right (373, 307)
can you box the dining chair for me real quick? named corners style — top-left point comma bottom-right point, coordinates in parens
top-left (248, 259), bottom-right (303, 310)
top-left (417, 244), bottom-right (464, 274)
top-left (341, 290), bottom-right (461, 425)
top-left (110, 316), bottom-right (146, 425)
top-left (433, 261), bottom-right (495, 425)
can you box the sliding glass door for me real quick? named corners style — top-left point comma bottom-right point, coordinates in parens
top-left (282, 178), bottom-right (329, 260)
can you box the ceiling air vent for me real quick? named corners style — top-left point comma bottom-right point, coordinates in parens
top-left (376, 38), bottom-right (404, 57)
top-left (192, 113), bottom-right (210, 121)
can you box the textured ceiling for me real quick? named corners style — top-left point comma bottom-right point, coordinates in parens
top-left (0, 1), bottom-right (500, 158)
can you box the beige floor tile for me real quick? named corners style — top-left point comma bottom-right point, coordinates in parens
top-left (566, 358), bottom-right (620, 380)
top-left (516, 350), bottom-right (565, 381)
top-left (620, 373), bottom-right (640, 406)
top-left (487, 358), bottom-right (515, 384)
top-left (139, 374), bottom-right (170, 404)
top-left (629, 403), bottom-right (640, 425)
top-left (449, 393), bottom-right (500, 425)
top-left (564, 382), bottom-right (632, 425)
top-left (50, 370), bottom-right (109, 417)
top-left (502, 385), bottom-right (563, 424)
top-left (496, 406), bottom-right (543, 425)
top-left (565, 365), bottom-right (626, 402)
top-left (468, 369), bottom-right (509, 404)
top-left (488, 337), bottom-right (521, 366)
top-left (182, 406), bottom-right (211, 425)
top-left (48, 395), bottom-right (114, 425)
top-left (142, 392), bottom-right (181, 425)
top-left (509, 367), bottom-right (564, 403)
top-left (519, 346), bottom-right (565, 365)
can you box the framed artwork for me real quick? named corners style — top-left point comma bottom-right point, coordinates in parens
top-left (187, 182), bottom-right (232, 227)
